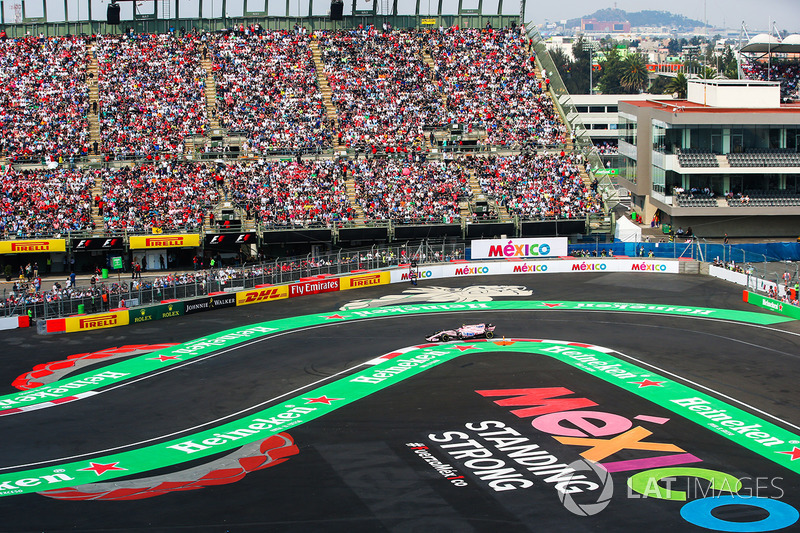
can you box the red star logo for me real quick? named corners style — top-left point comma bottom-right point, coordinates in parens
top-left (304, 395), bottom-right (342, 405)
top-left (632, 379), bottom-right (666, 388)
top-left (78, 462), bottom-right (128, 476)
top-left (778, 447), bottom-right (800, 461)
top-left (451, 345), bottom-right (478, 351)
top-left (543, 303), bottom-right (562, 308)
top-left (148, 355), bottom-right (181, 362)
top-left (324, 314), bottom-right (345, 320)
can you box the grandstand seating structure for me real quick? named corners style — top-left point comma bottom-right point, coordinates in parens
top-left (727, 150), bottom-right (800, 168)
top-left (97, 33), bottom-right (209, 159)
top-left (726, 189), bottom-right (800, 207)
top-left (675, 193), bottom-right (717, 207)
top-left (0, 36), bottom-right (91, 161)
top-left (0, 28), bottom-right (606, 234)
top-left (677, 149), bottom-right (719, 168)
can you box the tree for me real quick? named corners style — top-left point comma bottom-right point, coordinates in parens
top-left (721, 46), bottom-right (738, 79)
top-left (667, 38), bottom-right (681, 56)
top-left (648, 75), bottom-right (670, 94)
top-left (620, 53), bottom-right (650, 93)
top-left (547, 39), bottom-right (591, 95)
top-left (665, 72), bottom-right (688, 98)
top-left (570, 37), bottom-right (591, 95)
top-left (597, 48), bottom-right (626, 94)
top-left (699, 66), bottom-right (717, 79)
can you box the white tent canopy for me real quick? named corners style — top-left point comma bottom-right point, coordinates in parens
top-left (614, 216), bottom-right (641, 243)
top-left (740, 33), bottom-right (800, 54)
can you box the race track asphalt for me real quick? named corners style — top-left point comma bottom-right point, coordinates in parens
top-left (0, 272), bottom-right (798, 533)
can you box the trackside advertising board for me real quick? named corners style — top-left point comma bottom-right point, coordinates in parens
top-left (390, 259), bottom-right (680, 283)
top-left (129, 234), bottom-right (200, 249)
top-left (64, 311), bottom-right (130, 333)
top-left (0, 239), bottom-right (66, 254)
top-left (236, 285), bottom-right (289, 306)
top-left (744, 291), bottom-right (800, 320)
top-left (471, 238), bottom-right (567, 259)
top-left (184, 294), bottom-right (237, 315)
top-left (289, 278), bottom-right (340, 298)
top-left (128, 302), bottom-right (185, 324)
top-left (340, 271), bottom-right (390, 290)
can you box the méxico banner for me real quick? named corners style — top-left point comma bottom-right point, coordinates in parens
top-left (471, 238), bottom-right (568, 259)
top-left (390, 259), bottom-right (680, 283)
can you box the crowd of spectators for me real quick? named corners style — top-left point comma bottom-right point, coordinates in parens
top-left (742, 61), bottom-right (800, 102)
top-left (211, 30), bottom-right (331, 154)
top-left (98, 32), bottom-right (208, 159)
top-left (0, 167), bottom-right (95, 237)
top-left (319, 27), bottom-right (443, 152)
top-left (428, 27), bottom-right (566, 148)
top-left (0, 35), bottom-right (91, 161)
top-left (226, 159), bottom-right (354, 226)
top-left (594, 141), bottom-right (618, 155)
top-left (350, 157), bottom-right (470, 222)
top-left (100, 162), bottom-right (221, 232)
top-left (474, 153), bottom-right (603, 220)
top-left (0, 244), bottom-right (468, 314)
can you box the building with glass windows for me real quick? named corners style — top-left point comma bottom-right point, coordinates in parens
top-left (617, 79), bottom-right (800, 238)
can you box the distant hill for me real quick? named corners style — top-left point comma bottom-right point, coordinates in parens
top-left (565, 8), bottom-right (706, 30)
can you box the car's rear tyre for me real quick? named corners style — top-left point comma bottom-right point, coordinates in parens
top-left (486, 331), bottom-right (494, 339)
top-left (441, 334), bottom-right (450, 342)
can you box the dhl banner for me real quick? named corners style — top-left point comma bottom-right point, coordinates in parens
top-left (65, 311), bottom-right (130, 333)
top-left (0, 239), bottom-right (66, 254)
top-left (340, 271), bottom-right (390, 290)
top-left (236, 285), bottom-right (289, 306)
top-left (129, 234), bottom-right (200, 249)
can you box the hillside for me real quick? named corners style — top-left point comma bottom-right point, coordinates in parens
top-left (566, 9), bottom-right (706, 30)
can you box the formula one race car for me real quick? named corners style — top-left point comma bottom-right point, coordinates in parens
top-left (426, 323), bottom-right (496, 342)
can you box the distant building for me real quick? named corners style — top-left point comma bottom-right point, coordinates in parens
top-left (616, 79), bottom-right (800, 238)
top-left (581, 18), bottom-right (631, 33)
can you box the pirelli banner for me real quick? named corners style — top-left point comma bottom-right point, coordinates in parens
top-left (0, 239), bottom-right (66, 254)
top-left (339, 271), bottom-right (390, 291)
top-left (129, 234), bottom-right (200, 249)
top-left (128, 302), bottom-right (185, 325)
top-left (65, 311), bottom-right (130, 333)
top-left (236, 285), bottom-right (289, 306)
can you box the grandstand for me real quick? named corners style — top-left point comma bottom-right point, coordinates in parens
top-left (0, 1), bottom-right (618, 288)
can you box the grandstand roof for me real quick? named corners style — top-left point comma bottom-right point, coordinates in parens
top-left (740, 33), bottom-right (800, 54)
top-left (621, 99), bottom-right (800, 114)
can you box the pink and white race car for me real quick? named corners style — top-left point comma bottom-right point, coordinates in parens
top-left (426, 323), bottom-right (496, 342)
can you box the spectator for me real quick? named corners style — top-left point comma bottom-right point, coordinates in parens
top-left (0, 35), bottom-right (91, 161)
top-left (98, 33), bottom-right (208, 159)
top-left (211, 31), bottom-right (330, 154)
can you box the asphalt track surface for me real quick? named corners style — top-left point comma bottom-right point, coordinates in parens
top-left (1, 272), bottom-right (800, 533)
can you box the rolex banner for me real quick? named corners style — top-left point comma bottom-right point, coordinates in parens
top-left (128, 302), bottom-right (185, 324)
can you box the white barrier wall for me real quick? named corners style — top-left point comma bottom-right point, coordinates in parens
top-left (391, 259), bottom-right (680, 283)
top-left (708, 265), bottom-right (782, 295)
top-left (0, 316), bottom-right (19, 331)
